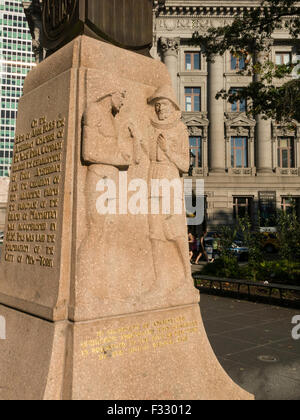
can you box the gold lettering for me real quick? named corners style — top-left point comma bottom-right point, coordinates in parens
top-left (8, 213), bottom-right (20, 222)
top-left (31, 119), bottom-right (38, 129)
top-left (6, 114), bottom-right (65, 268)
top-left (30, 177), bottom-right (51, 189)
top-left (50, 199), bottom-right (58, 208)
top-left (46, 246), bottom-right (55, 256)
top-left (5, 254), bottom-right (15, 263)
top-left (47, 234), bottom-right (55, 243)
top-left (26, 255), bottom-right (35, 265)
top-left (44, 187), bottom-right (59, 197)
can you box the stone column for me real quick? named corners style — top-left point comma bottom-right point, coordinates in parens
top-left (296, 125), bottom-right (300, 171)
top-left (249, 126), bottom-right (256, 172)
top-left (160, 37), bottom-right (180, 94)
top-left (255, 115), bottom-right (273, 174)
top-left (202, 124), bottom-right (209, 175)
top-left (254, 45), bottom-right (273, 174)
top-left (208, 55), bottom-right (226, 173)
top-left (225, 136), bottom-right (231, 170)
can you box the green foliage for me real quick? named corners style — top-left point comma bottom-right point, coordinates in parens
top-left (218, 225), bottom-right (238, 258)
top-left (201, 256), bottom-right (242, 279)
top-left (256, 260), bottom-right (300, 285)
top-left (192, 0), bottom-right (300, 123)
top-left (215, 225), bottom-right (241, 278)
top-left (212, 217), bottom-right (265, 281)
top-left (193, 1), bottom-right (300, 58)
top-left (201, 210), bottom-right (300, 285)
top-left (202, 258), bottom-right (300, 285)
top-left (277, 208), bottom-right (300, 261)
top-left (216, 79), bottom-right (300, 123)
top-left (238, 216), bottom-right (265, 281)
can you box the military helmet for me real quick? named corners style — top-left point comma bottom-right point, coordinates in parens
top-left (147, 86), bottom-right (180, 110)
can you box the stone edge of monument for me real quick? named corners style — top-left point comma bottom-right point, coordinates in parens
top-left (23, 36), bottom-right (170, 95)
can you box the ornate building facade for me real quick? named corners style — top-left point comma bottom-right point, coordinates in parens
top-left (152, 0), bottom-right (300, 229)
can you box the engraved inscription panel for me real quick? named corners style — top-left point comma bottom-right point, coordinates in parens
top-left (4, 115), bottom-right (66, 270)
top-left (80, 316), bottom-right (200, 361)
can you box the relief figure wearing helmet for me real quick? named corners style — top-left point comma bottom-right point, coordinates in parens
top-left (144, 86), bottom-right (197, 300)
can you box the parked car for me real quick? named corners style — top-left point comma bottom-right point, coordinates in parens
top-left (206, 231), bottom-right (219, 238)
top-left (204, 235), bottom-right (248, 262)
top-left (229, 241), bottom-right (249, 261)
top-left (0, 232), bottom-right (4, 245)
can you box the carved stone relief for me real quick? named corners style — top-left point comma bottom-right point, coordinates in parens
top-left (146, 85), bottom-right (197, 300)
top-left (160, 37), bottom-right (180, 56)
top-left (76, 82), bottom-right (198, 314)
top-left (156, 16), bottom-right (230, 34)
top-left (188, 126), bottom-right (203, 137)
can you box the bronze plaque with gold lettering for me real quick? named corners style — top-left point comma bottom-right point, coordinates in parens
top-left (40, 0), bottom-right (154, 55)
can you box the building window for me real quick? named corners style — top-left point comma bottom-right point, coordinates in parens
top-left (0, 3), bottom-right (35, 177)
top-left (189, 136), bottom-right (202, 168)
top-left (282, 197), bottom-right (300, 218)
top-left (277, 137), bottom-right (295, 168)
top-left (185, 87), bottom-right (201, 112)
top-left (185, 52), bottom-right (201, 71)
top-left (233, 197), bottom-right (253, 219)
top-left (231, 137), bottom-right (248, 168)
top-left (275, 52), bottom-right (292, 65)
top-left (259, 192), bottom-right (277, 227)
top-left (230, 88), bottom-right (246, 112)
top-left (282, 197), bottom-right (295, 214)
top-left (230, 53), bottom-right (246, 70)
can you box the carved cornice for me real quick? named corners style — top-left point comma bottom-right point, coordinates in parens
top-left (154, 2), bottom-right (300, 17)
top-left (182, 112), bottom-right (209, 138)
top-left (182, 112), bottom-right (209, 126)
top-left (225, 112), bottom-right (256, 127)
top-left (272, 120), bottom-right (300, 139)
top-left (225, 113), bottom-right (256, 139)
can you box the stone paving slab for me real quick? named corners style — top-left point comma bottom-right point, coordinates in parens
top-left (200, 293), bottom-right (300, 400)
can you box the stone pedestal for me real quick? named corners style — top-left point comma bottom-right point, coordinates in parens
top-left (0, 37), bottom-right (253, 400)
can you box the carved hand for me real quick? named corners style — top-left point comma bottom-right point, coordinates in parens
top-left (128, 122), bottom-right (144, 149)
top-left (121, 152), bottom-right (131, 163)
top-left (158, 134), bottom-right (168, 153)
top-left (128, 122), bottom-right (136, 139)
top-left (128, 121), bottom-right (141, 139)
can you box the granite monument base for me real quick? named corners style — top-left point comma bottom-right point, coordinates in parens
top-left (0, 303), bottom-right (252, 400)
top-left (0, 37), bottom-right (253, 400)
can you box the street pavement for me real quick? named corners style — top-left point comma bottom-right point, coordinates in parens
top-left (199, 293), bottom-right (300, 400)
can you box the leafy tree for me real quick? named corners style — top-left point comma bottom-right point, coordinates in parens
top-left (192, 0), bottom-right (300, 123)
top-left (216, 225), bottom-right (240, 278)
top-left (276, 207), bottom-right (300, 263)
top-left (238, 216), bottom-right (265, 281)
